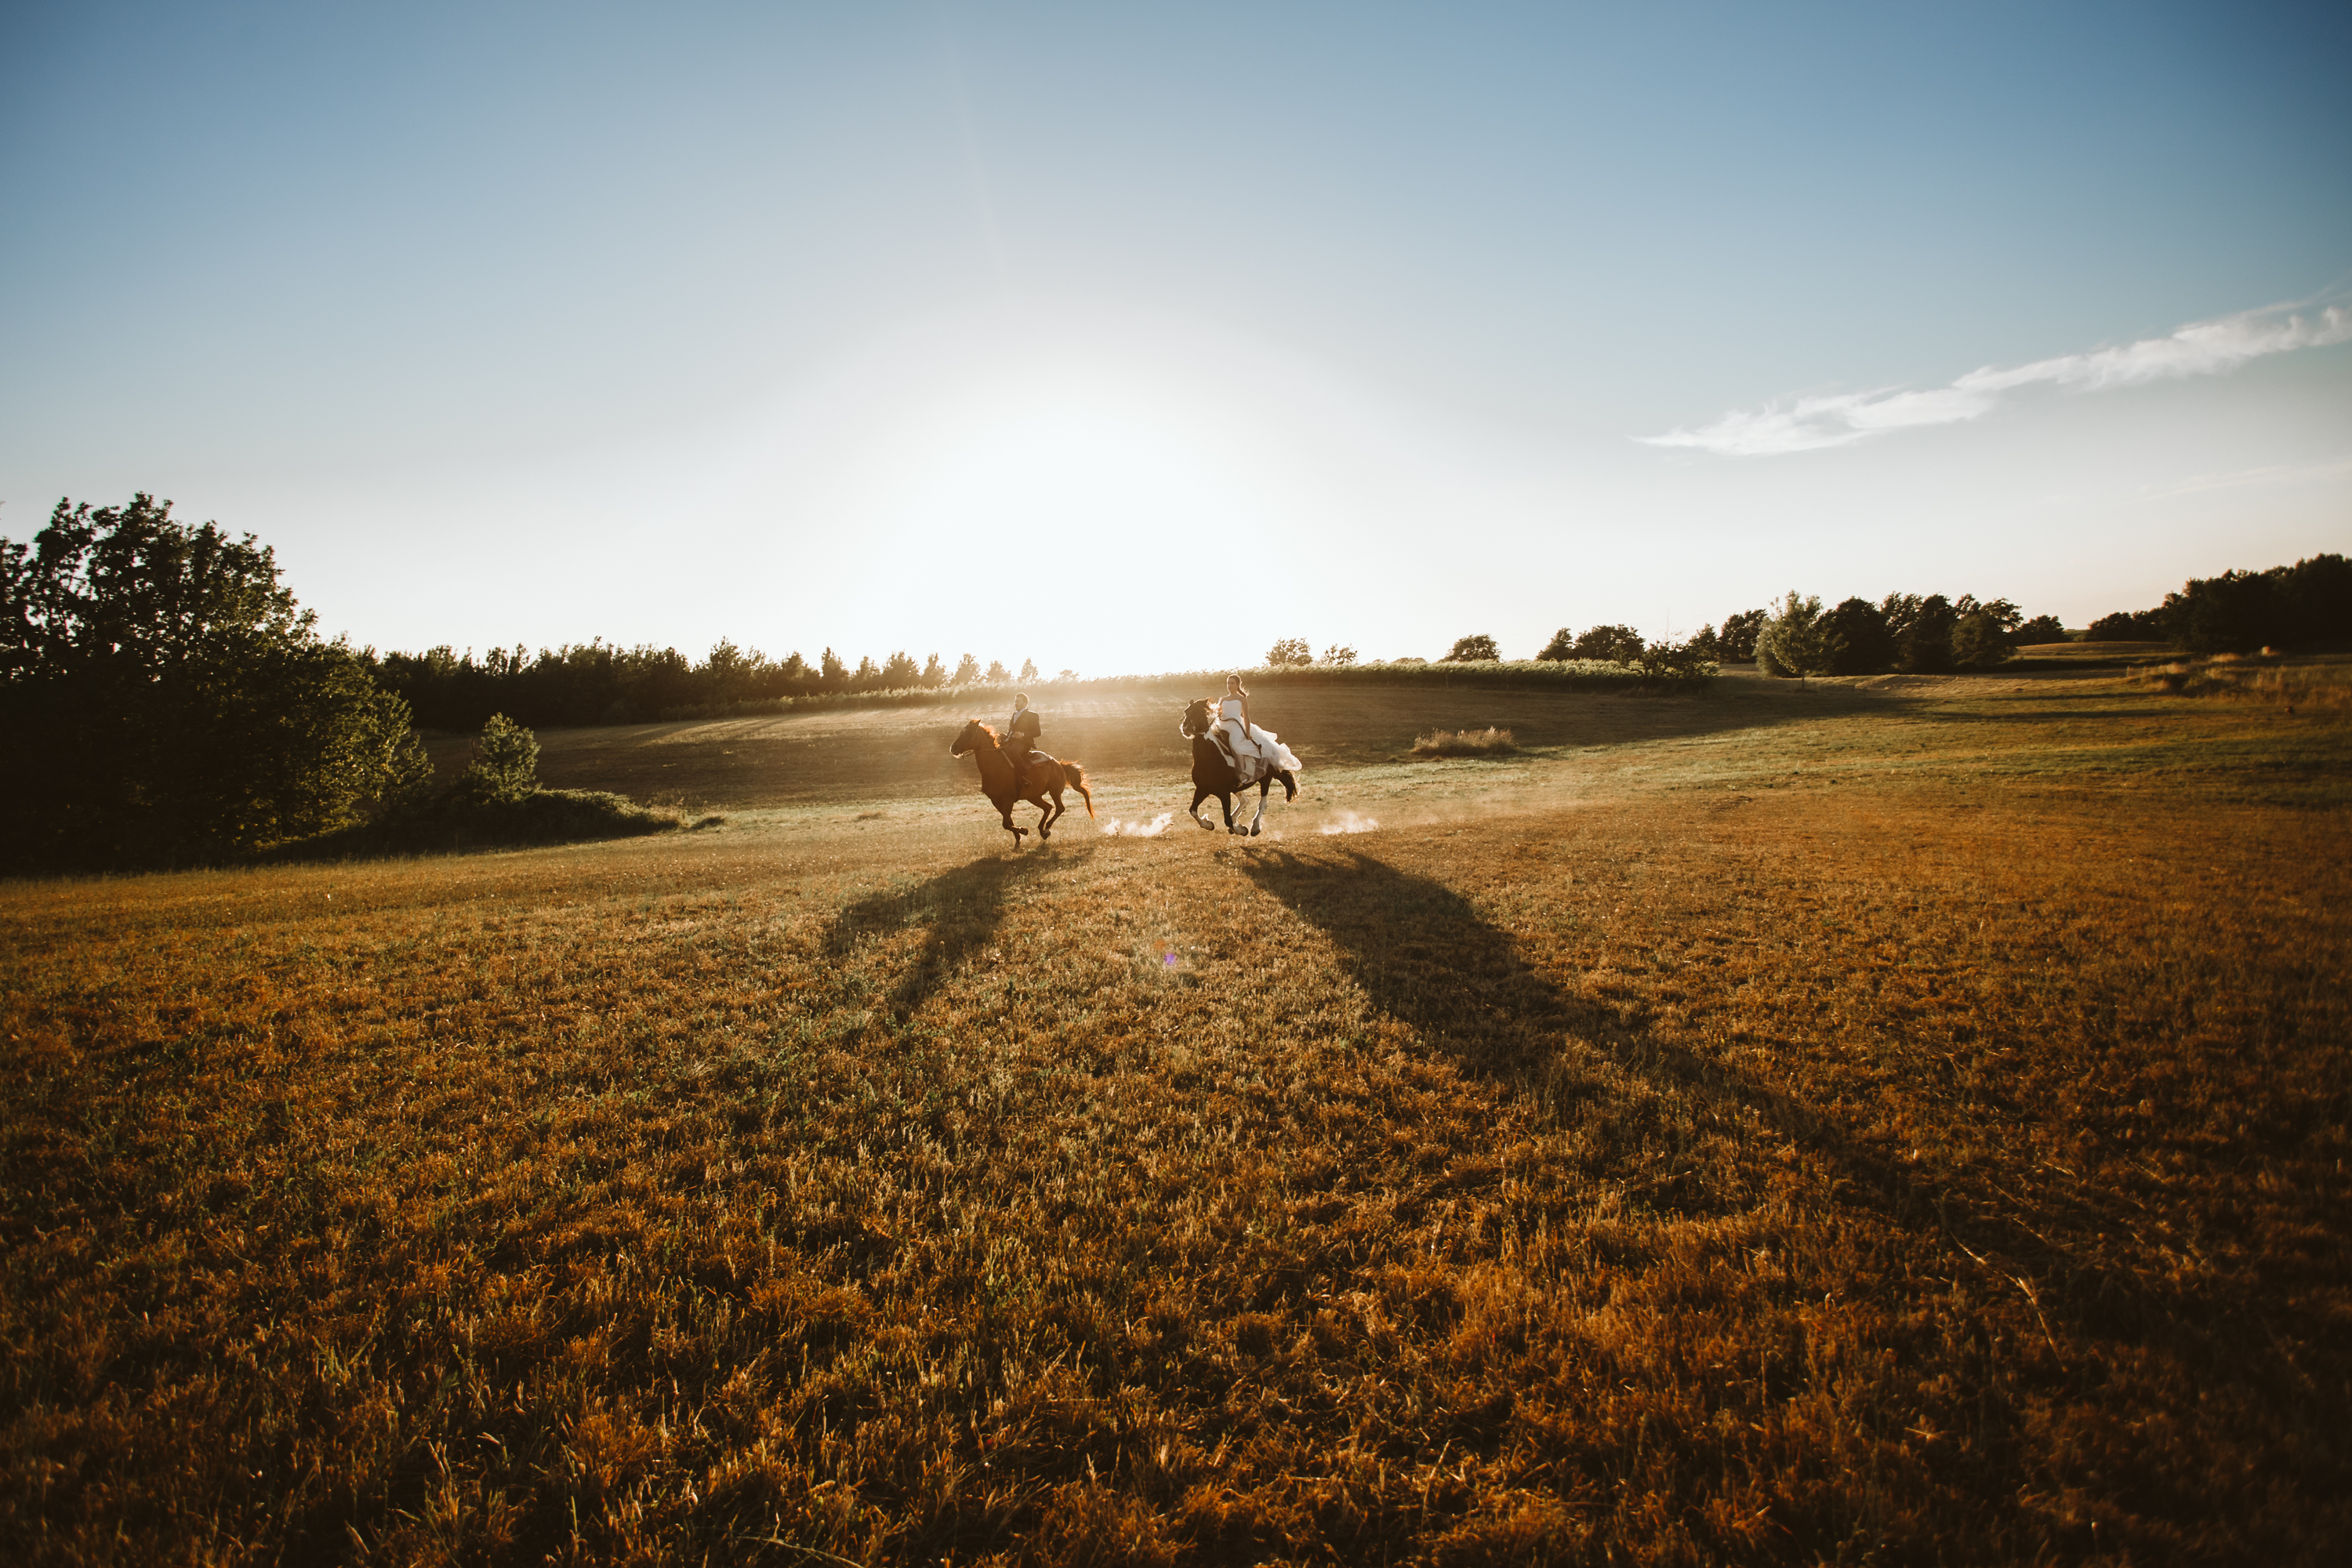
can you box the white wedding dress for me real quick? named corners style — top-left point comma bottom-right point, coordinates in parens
top-left (1217, 696), bottom-right (1301, 779)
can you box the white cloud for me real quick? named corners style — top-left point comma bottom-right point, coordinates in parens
top-left (1643, 299), bottom-right (2352, 457)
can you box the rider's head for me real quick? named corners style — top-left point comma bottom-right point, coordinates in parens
top-left (1012, 691), bottom-right (1029, 710)
top-left (1225, 674), bottom-right (1247, 695)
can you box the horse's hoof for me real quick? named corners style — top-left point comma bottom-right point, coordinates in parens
top-left (1196, 817), bottom-right (1216, 832)
top-left (1250, 824), bottom-right (1262, 837)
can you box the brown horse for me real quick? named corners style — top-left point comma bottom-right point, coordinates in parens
top-left (951, 720), bottom-right (1094, 847)
top-left (1181, 697), bottom-right (1297, 835)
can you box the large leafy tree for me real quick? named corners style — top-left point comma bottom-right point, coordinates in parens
top-left (0, 495), bottom-right (431, 869)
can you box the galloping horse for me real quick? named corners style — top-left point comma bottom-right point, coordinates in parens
top-left (1181, 698), bottom-right (1297, 836)
top-left (952, 720), bottom-right (1094, 848)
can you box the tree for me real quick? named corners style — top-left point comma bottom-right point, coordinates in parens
top-left (920, 653), bottom-right (945, 687)
top-left (952, 653), bottom-right (980, 684)
top-left (1570, 625), bottom-right (1645, 663)
top-left (1951, 608), bottom-right (2012, 669)
top-left (1443, 633), bottom-right (1500, 662)
top-left (0, 495), bottom-right (433, 869)
top-left (1755, 592), bottom-right (1827, 677)
top-left (1319, 644), bottom-right (1358, 666)
top-left (1265, 637), bottom-right (1312, 667)
top-left (2086, 608), bottom-right (2169, 641)
top-left (985, 659), bottom-right (1009, 683)
top-left (2013, 614), bottom-right (2069, 645)
top-left (819, 647), bottom-right (845, 688)
top-left (1895, 594), bottom-right (1958, 673)
top-left (1717, 609), bottom-right (1767, 662)
top-left (1018, 658), bottom-right (1038, 683)
top-left (1537, 628), bottom-right (1575, 660)
top-left (459, 713), bottom-right (539, 804)
top-left (1818, 597), bottom-right (1895, 675)
top-left (880, 650), bottom-right (921, 688)
top-left (851, 654), bottom-right (880, 690)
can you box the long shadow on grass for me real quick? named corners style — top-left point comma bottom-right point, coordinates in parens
top-left (1238, 848), bottom-right (2016, 1234)
top-left (822, 848), bottom-right (1091, 1020)
top-left (1236, 848), bottom-right (1575, 1080)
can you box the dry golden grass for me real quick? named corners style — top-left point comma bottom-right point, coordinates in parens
top-left (5, 671), bottom-right (2350, 1563)
top-left (2122, 650), bottom-right (2352, 710)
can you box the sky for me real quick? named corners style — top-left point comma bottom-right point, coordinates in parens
top-left (3, 2), bottom-right (2348, 675)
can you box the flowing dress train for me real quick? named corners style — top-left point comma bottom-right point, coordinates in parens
top-left (1217, 696), bottom-right (1301, 780)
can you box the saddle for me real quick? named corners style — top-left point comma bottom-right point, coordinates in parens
top-left (1008, 746), bottom-right (1061, 787)
top-left (1210, 730), bottom-right (1267, 783)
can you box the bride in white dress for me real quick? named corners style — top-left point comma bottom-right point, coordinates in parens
top-left (1216, 674), bottom-right (1302, 778)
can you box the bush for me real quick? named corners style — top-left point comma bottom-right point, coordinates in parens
top-left (0, 495), bottom-right (434, 871)
top-left (2013, 614), bottom-right (2070, 645)
top-left (1633, 637), bottom-right (1721, 683)
top-left (1443, 634), bottom-right (1501, 662)
top-left (1411, 727), bottom-right (1515, 757)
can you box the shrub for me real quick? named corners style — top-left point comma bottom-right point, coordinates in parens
top-left (1443, 634), bottom-right (1501, 662)
top-left (1633, 637), bottom-right (1720, 684)
top-left (1411, 727), bottom-right (1516, 757)
top-left (2014, 614), bottom-right (2070, 645)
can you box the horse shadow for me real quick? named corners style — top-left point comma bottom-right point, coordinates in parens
top-left (1235, 848), bottom-right (1932, 1218)
top-left (822, 848), bottom-right (1087, 1022)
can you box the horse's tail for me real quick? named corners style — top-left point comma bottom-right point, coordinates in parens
top-left (1065, 762), bottom-right (1094, 818)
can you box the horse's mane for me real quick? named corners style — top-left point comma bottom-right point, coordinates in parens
top-left (970, 720), bottom-right (1000, 741)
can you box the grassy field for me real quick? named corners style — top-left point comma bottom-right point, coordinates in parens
top-left (6, 665), bottom-right (2350, 1563)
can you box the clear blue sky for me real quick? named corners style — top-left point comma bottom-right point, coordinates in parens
top-left (4, 2), bottom-right (2347, 672)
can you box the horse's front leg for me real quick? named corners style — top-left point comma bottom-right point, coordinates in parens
top-left (1190, 784), bottom-right (1220, 831)
top-left (1248, 780), bottom-right (1271, 836)
top-left (996, 796), bottom-right (1028, 847)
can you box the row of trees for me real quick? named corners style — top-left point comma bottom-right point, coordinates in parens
top-left (2, 496), bottom-right (433, 870)
top-left (1744, 593), bottom-right (2059, 677)
top-left (2085, 554), bottom-right (2350, 653)
top-left (374, 644), bottom-right (1065, 732)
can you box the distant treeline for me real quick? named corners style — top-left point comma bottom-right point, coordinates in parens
top-left (370, 644), bottom-right (1044, 731)
top-left (2084, 554), bottom-right (2351, 652)
top-left (1733, 593), bottom-right (2066, 679)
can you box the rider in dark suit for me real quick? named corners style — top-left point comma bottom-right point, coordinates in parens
top-left (1004, 692), bottom-right (1042, 789)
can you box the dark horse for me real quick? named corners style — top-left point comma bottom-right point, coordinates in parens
top-left (952, 720), bottom-right (1094, 848)
top-left (1181, 698), bottom-right (1298, 836)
